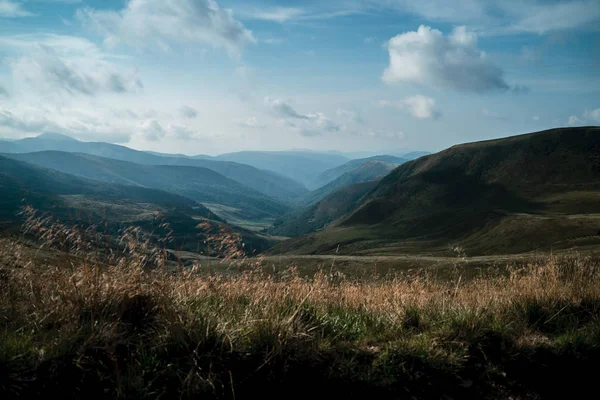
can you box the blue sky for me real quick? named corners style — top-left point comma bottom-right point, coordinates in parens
top-left (0, 0), bottom-right (598, 155)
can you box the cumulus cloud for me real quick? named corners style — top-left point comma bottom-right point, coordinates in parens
top-left (264, 97), bottom-right (341, 136)
top-left (264, 97), bottom-right (309, 119)
top-left (567, 108), bottom-right (600, 126)
top-left (1, 34), bottom-right (142, 96)
top-left (0, 0), bottom-right (34, 18)
top-left (383, 25), bottom-right (510, 93)
top-left (140, 120), bottom-right (166, 141)
top-left (584, 108), bottom-right (600, 123)
top-left (402, 95), bottom-right (441, 119)
top-left (379, 95), bottom-right (441, 120)
top-left (568, 115), bottom-right (583, 126)
top-left (179, 105), bottom-right (198, 119)
top-left (77, 0), bottom-right (255, 56)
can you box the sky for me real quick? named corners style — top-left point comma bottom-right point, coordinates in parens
top-left (0, 0), bottom-right (598, 156)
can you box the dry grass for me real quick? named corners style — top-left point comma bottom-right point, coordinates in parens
top-left (1, 210), bottom-right (600, 399)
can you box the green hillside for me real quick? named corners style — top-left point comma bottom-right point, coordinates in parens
top-left (5, 151), bottom-right (290, 222)
top-left (0, 133), bottom-right (307, 202)
top-left (271, 127), bottom-right (600, 256)
top-left (269, 180), bottom-right (380, 237)
top-left (314, 155), bottom-right (406, 188)
top-left (300, 160), bottom-right (398, 206)
top-left (0, 155), bottom-right (275, 254)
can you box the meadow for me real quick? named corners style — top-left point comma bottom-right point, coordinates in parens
top-left (2, 210), bottom-right (600, 399)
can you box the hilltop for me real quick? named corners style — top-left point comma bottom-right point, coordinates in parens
top-left (271, 127), bottom-right (600, 256)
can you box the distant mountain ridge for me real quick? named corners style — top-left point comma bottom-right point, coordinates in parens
top-left (213, 151), bottom-right (350, 189)
top-left (300, 160), bottom-right (399, 207)
top-left (0, 155), bottom-right (276, 254)
top-left (271, 127), bottom-right (600, 256)
top-left (314, 155), bottom-right (407, 188)
top-left (0, 133), bottom-right (307, 202)
top-left (5, 151), bottom-right (290, 222)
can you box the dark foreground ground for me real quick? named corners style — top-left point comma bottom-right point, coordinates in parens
top-left (2, 229), bottom-right (600, 399)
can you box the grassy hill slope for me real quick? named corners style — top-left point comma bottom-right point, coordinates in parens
top-left (0, 155), bottom-right (275, 254)
top-left (270, 180), bottom-right (380, 237)
top-left (314, 155), bottom-right (406, 188)
top-left (300, 160), bottom-right (398, 207)
top-left (272, 127), bottom-right (600, 256)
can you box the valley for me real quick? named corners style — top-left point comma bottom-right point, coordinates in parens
top-left (2, 4), bottom-right (598, 397)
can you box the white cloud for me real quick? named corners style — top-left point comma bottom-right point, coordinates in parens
top-left (508, 0), bottom-right (600, 34)
top-left (140, 120), bottom-right (166, 141)
top-left (566, 108), bottom-right (600, 126)
top-left (378, 95), bottom-right (441, 120)
top-left (373, 0), bottom-right (600, 34)
top-left (568, 115), bottom-right (583, 126)
top-left (383, 25), bottom-right (509, 93)
top-left (264, 97), bottom-right (341, 136)
top-left (1, 34), bottom-right (142, 96)
top-left (243, 7), bottom-right (303, 23)
top-left (403, 95), bottom-right (441, 119)
top-left (306, 112), bottom-right (340, 133)
top-left (179, 105), bottom-right (198, 119)
top-left (0, 108), bottom-right (50, 132)
top-left (77, 0), bottom-right (255, 57)
top-left (584, 108), bottom-right (600, 123)
top-left (264, 97), bottom-right (310, 120)
top-left (0, 106), bottom-right (133, 143)
top-left (238, 5), bottom-right (362, 23)
top-left (0, 0), bottom-right (34, 18)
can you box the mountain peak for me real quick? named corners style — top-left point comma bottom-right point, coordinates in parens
top-left (37, 132), bottom-right (78, 142)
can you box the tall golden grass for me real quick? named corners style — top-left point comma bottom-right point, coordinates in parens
top-left (2, 208), bottom-right (600, 399)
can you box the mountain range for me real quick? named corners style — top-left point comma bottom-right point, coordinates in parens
top-left (0, 133), bottom-right (307, 202)
top-left (0, 154), bottom-right (274, 254)
top-left (4, 151), bottom-right (290, 222)
top-left (269, 127), bottom-right (600, 256)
